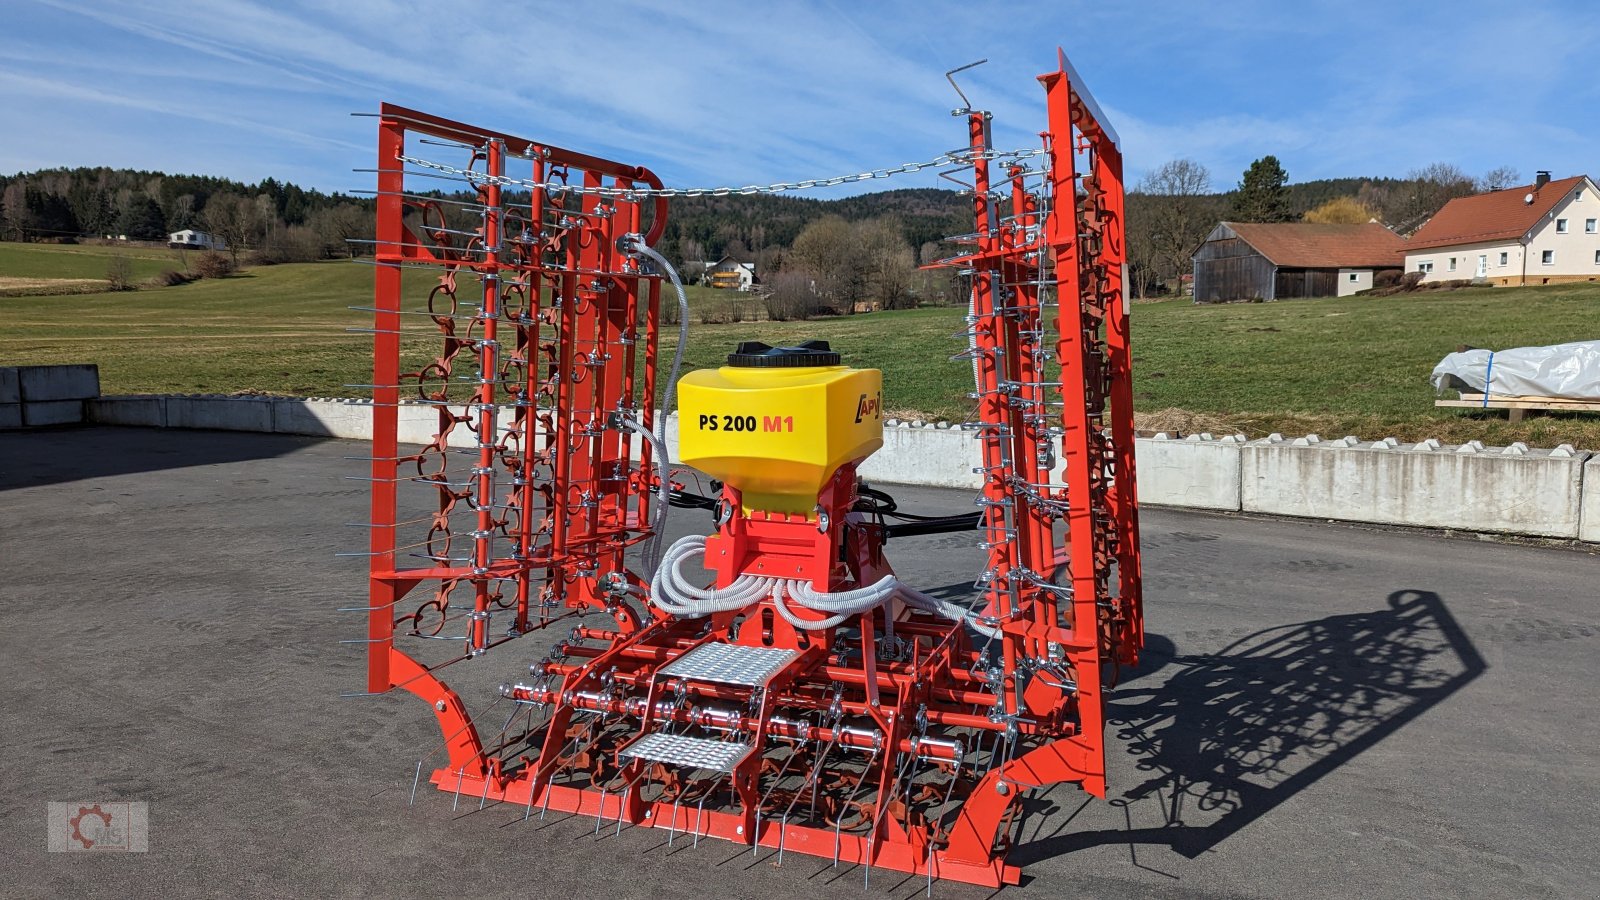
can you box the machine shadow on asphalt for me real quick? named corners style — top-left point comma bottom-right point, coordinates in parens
top-left (1000, 589), bottom-right (1487, 868)
top-left (0, 428), bottom-right (327, 491)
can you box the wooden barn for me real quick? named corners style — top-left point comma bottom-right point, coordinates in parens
top-left (1191, 222), bottom-right (1404, 302)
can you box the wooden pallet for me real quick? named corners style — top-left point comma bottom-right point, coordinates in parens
top-left (1436, 393), bottom-right (1600, 422)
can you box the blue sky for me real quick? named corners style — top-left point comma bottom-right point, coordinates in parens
top-left (3, 0), bottom-right (1597, 195)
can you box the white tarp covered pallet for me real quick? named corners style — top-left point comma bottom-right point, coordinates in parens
top-left (1431, 341), bottom-right (1600, 401)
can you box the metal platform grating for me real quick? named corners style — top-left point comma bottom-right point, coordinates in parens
top-left (659, 642), bottom-right (798, 687)
top-left (619, 733), bottom-right (751, 772)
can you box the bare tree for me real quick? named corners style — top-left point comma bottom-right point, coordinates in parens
top-left (1392, 162), bottom-right (1476, 233)
top-left (200, 193), bottom-right (266, 266)
top-left (789, 215), bottom-right (864, 313)
top-left (1477, 165), bottom-right (1522, 193)
top-left (1134, 159), bottom-right (1216, 295)
top-left (854, 216), bottom-right (916, 310)
top-left (762, 270), bottom-right (827, 321)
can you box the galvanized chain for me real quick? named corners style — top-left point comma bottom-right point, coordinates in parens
top-left (395, 148), bottom-right (1049, 199)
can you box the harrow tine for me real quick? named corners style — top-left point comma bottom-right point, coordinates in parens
top-left (866, 747), bottom-right (922, 888)
top-left (777, 734), bottom-right (838, 867)
top-left (834, 747), bottom-right (880, 868)
top-left (927, 759), bottom-right (962, 898)
top-left (409, 759), bottom-right (423, 807)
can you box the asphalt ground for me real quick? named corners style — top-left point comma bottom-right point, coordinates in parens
top-left (1, 426), bottom-right (1596, 899)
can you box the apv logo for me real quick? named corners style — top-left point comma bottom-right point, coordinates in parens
top-left (854, 391), bottom-right (882, 424)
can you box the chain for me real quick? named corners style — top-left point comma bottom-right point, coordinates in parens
top-left (395, 147), bottom-right (1048, 199)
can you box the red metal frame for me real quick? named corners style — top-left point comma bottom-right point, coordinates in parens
top-left (362, 53), bottom-right (1141, 888)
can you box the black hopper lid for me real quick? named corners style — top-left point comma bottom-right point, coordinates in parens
top-left (727, 340), bottom-right (841, 368)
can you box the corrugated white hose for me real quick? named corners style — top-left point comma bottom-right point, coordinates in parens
top-left (650, 535), bottom-right (774, 617)
top-left (647, 536), bottom-right (1000, 637)
top-left (620, 234), bottom-right (688, 574)
top-left (622, 234), bottom-right (689, 451)
top-left (621, 417), bottom-right (672, 572)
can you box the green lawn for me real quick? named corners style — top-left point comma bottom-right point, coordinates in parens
top-left (1, 242), bottom-right (1597, 447)
top-left (0, 241), bottom-right (178, 284)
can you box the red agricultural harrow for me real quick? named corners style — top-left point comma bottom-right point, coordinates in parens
top-left (355, 52), bottom-right (1140, 888)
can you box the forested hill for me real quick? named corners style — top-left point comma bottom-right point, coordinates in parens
top-left (1, 164), bottom-right (1419, 285)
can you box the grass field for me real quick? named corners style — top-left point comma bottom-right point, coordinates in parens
top-left (0, 242), bottom-right (178, 291)
top-left (2, 243), bottom-right (1598, 446)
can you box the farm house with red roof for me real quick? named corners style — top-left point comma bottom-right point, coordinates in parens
top-left (1403, 172), bottom-right (1600, 286)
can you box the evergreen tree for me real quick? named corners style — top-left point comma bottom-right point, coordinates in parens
top-left (117, 193), bottom-right (167, 241)
top-left (1231, 156), bottom-right (1291, 222)
top-left (23, 185), bottom-right (80, 239)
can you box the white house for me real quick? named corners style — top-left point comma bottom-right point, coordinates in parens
top-left (167, 229), bottom-right (226, 251)
top-left (1403, 173), bottom-right (1600, 286)
top-left (706, 256), bottom-right (756, 291)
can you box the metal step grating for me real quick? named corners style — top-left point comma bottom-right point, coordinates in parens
top-left (619, 732), bottom-right (751, 772)
top-left (659, 642), bottom-right (798, 687)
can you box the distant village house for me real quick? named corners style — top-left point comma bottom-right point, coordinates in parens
top-left (167, 229), bottom-right (226, 251)
top-left (1403, 172), bottom-right (1599, 286)
top-left (1191, 222), bottom-right (1404, 302)
top-left (706, 256), bottom-right (755, 291)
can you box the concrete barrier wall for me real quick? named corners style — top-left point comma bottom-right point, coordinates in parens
top-left (1582, 456), bottom-right (1600, 543)
top-left (2, 364), bottom-right (99, 429)
top-left (1242, 435), bottom-right (1590, 538)
top-left (1136, 433), bottom-right (1243, 511)
top-left (81, 395), bottom-right (1600, 541)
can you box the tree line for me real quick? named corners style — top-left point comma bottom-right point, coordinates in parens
top-left (0, 167), bottom-right (374, 265)
top-left (3, 159), bottom-right (1523, 307)
top-left (1127, 156), bottom-right (1523, 298)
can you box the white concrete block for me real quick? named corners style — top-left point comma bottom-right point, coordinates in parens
top-left (0, 403), bottom-right (21, 429)
top-left (21, 400), bottom-right (85, 426)
top-left (1581, 455), bottom-right (1600, 543)
top-left (273, 399), bottom-right (372, 440)
top-left (17, 364), bottom-right (99, 402)
top-left (1135, 433), bottom-right (1243, 510)
top-left (0, 368), bottom-right (19, 404)
top-left (1242, 437), bottom-right (1590, 538)
top-left (857, 422), bottom-right (983, 490)
top-left (165, 396), bottom-right (274, 432)
top-left (87, 396), bottom-right (168, 427)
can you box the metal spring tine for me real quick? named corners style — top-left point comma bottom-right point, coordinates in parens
top-left (866, 747), bottom-right (921, 888)
top-left (346, 306), bottom-right (495, 321)
top-left (344, 516), bottom-right (438, 530)
top-left (478, 770), bottom-right (493, 810)
top-left (335, 538), bottom-right (447, 557)
top-left (346, 474), bottom-right (476, 487)
top-left (615, 784), bottom-right (630, 837)
top-left (346, 237), bottom-right (498, 258)
top-left (753, 745), bottom-right (802, 856)
top-left (667, 797), bottom-right (681, 846)
top-left (410, 759), bottom-right (424, 806)
top-left (352, 165), bottom-right (477, 185)
top-left (593, 786), bottom-right (609, 834)
top-left (451, 767), bottom-right (466, 811)
top-left (834, 747), bottom-right (879, 867)
top-left (350, 187), bottom-right (489, 211)
top-left (926, 759), bottom-right (962, 897)
top-left (778, 734), bottom-right (838, 866)
top-left (694, 774), bottom-right (729, 849)
top-left (344, 249), bottom-right (656, 284)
